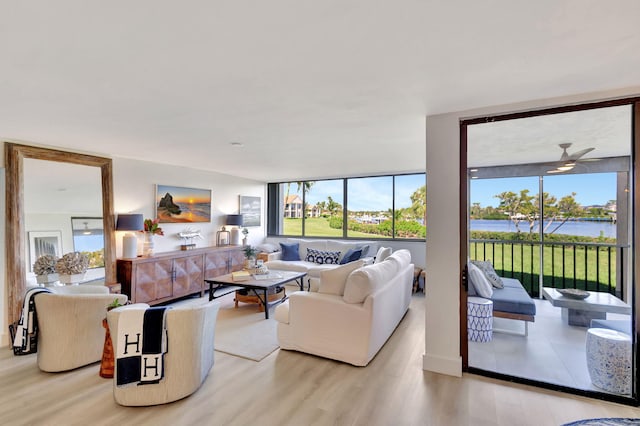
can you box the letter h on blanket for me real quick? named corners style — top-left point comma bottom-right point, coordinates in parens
top-left (115, 305), bottom-right (171, 386)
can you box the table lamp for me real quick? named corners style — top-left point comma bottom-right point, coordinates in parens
top-left (226, 214), bottom-right (244, 245)
top-left (116, 213), bottom-right (144, 258)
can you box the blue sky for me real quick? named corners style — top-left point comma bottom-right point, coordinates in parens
top-left (294, 174), bottom-right (426, 212)
top-left (470, 172), bottom-right (616, 208)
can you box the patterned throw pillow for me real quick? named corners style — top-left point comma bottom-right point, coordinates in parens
top-left (471, 260), bottom-right (504, 289)
top-left (305, 248), bottom-right (341, 265)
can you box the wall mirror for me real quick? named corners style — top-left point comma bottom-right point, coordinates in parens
top-left (5, 143), bottom-right (115, 323)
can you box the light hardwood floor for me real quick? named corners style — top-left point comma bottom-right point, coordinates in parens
top-left (1, 293), bottom-right (639, 426)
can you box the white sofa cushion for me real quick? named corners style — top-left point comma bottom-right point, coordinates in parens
top-left (374, 246), bottom-right (392, 263)
top-left (343, 257), bottom-right (398, 304)
top-left (318, 260), bottom-right (365, 296)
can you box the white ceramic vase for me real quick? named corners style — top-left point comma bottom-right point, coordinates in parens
top-left (143, 232), bottom-right (155, 256)
top-left (59, 273), bottom-right (86, 285)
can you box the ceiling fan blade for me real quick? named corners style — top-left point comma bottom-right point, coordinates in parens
top-left (568, 147), bottom-right (595, 160)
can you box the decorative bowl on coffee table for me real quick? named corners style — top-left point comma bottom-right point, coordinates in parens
top-left (557, 288), bottom-right (590, 299)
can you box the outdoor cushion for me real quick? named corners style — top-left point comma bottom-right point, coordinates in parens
top-left (468, 262), bottom-right (493, 299)
top-left (490, 278), bottom-right (536, 316)
top-left (471, 260), bottom-right (504, 289)
top-left (590, 319), bottom-right (632, 335)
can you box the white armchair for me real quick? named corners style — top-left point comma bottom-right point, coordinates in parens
top-left (107, 300), bottom-right (220, 406)
top-left (34, 285), bottom-right (127, 372)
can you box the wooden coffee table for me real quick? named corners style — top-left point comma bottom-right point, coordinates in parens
top-left (205, 270), bottom-right (306, 319)
top-left (542, 287), bottom-right (631, 327)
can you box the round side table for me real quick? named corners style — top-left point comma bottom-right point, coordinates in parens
top-left (467, 297), bottom-right (493, 342)
top-left (586, 327), bottom-right (632, 394)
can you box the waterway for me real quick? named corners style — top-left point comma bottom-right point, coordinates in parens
top-left (470, 219), bottom-right (617, 238)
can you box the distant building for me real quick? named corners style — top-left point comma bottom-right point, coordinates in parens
top-left (284, 195), bottom-right (303, 218)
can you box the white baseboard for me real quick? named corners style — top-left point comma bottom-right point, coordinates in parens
top-left (423, 352), bottom-right (462, 377)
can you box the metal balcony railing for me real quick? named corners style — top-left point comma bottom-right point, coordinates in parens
top-left (470, 239), bottom-right (627, 299)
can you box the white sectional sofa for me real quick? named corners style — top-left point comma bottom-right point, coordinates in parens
top-left (262, 238), bottom-right (379, 283)
top-left (274, 249), bottom-right (413, 366)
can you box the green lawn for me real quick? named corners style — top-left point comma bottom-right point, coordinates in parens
top-left (283, 217), bottom-right (390, 238)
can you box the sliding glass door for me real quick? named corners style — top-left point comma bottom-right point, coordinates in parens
top-left (462, 100), bottom-right (637, 403)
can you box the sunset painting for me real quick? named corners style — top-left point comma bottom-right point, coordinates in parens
top-left (156, 185), bottom-right (211, 223)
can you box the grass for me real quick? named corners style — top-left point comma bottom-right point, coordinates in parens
top-left (283, 217), bottom-right (391, 238)
top-left (471, 241), bottom-right (618, 296)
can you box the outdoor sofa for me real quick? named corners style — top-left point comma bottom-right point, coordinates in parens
top-left (468, 262), bottom-right (536, 336)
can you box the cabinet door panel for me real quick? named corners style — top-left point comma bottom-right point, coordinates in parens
top-left (173, 255), bottom-right (204, 297)
top-left (205, 251), bottom-right (229, 277)
top-left (134, 259), bottom-right (173, 303)
top-left (229, 249), bottom-right (246, 272)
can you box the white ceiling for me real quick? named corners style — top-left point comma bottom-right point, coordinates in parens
top-left (2, 2), bottom-right (640, 181)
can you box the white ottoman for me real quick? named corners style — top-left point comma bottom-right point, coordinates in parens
top-left (586, 328), bottom-right (632, 394)
top-left (467, 297), bottom-right (493, 342)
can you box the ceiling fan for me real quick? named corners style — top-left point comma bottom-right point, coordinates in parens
top-left (547, 143), bottom-right (595, 174)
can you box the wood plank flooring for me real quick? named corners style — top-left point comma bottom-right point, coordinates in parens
top-left (1, 293), bottom-right (639, 426)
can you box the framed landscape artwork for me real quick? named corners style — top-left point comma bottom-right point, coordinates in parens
top-left (240, 195), bottom-right (261, 227)
top-left (156, 185), bottom-right (212, 223)
top-left (29, 230), bottom-right (62, 272)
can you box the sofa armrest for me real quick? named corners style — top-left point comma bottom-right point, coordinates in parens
top-left (258, 251), bottom-right (281, 262)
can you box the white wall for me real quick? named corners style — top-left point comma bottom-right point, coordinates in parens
top-left (0, 151), bottom-right (266, 347)
top-left (113, 157), bottom-right (266, 255)
top-left (423, 86), bottom-right (640, 377)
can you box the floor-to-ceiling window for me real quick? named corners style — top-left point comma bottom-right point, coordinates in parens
top-left (463, 101), bottom-right (637, 404)
top-left (267, 173), bottom-right (426, 241)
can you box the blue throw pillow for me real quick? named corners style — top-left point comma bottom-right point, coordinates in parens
top-left (339, 248), bottom-right (363, 264)
top-left (279, 242), bottom-right (300, 261)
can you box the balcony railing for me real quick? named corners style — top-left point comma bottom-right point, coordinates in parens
top-left (470, 239), bottom-right (628, 299)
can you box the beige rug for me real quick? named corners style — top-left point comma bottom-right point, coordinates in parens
top-left (214, 297), bottom-right (280, 362)
top-left (169, 292), bottom-right (281, 362)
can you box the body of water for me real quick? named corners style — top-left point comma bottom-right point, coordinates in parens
top-left (471, 219), bottom-right (617, 238)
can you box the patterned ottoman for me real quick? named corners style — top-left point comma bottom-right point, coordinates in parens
top-left (586, 327), bottom-right (632, 394)
top-left (467, 297), bottom-right (493, 342)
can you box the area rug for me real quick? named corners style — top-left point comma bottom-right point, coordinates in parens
top-left (563, 419), bottom-right (640, 426)
top-left (213, 299), bottom-right (279, 362)
top-left (169, 294), bottom-right (280, 361)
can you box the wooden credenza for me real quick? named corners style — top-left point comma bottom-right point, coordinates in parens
top-left (117, 246), bottom-right (245, 304)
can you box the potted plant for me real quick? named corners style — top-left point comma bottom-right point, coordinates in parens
top-left (56, 252), bottom-right (89, 285)
top-left (33, 254), bottom-right (59, 285)
top-left (242, 245), bottom-right (258, 269)
top-left (241, 227), bottom-right (249, 246)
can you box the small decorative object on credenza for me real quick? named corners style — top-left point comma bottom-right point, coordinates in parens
top-left (141, 218), bottom-right (164, 256)
top-left (33, 254), bottom-right (59, 285)
top-left (216, 226), bottom-right (230, 246)
top-left (241, 227), bottom-right (249, 246)
top-left (56, 252), bottom-right (89, 285)
top-left (178, 227), bottom-right (203, 250)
